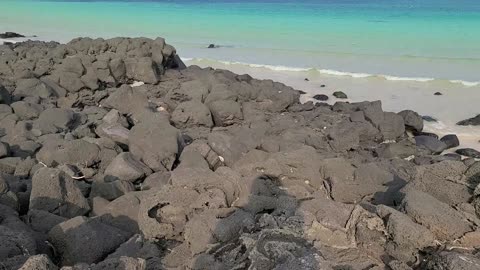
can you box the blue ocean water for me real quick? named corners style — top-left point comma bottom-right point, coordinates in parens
top-left (1, 0), bottom-right (480, 82)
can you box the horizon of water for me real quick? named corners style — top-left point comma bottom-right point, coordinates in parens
top-left (1, 0), bottom-right (480, 84)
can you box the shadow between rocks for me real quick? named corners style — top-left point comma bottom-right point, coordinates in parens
top-left (190, 174), bottom-right (322, 270)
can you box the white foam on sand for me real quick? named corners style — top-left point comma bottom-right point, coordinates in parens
top-left (182, 57), bottom-right (480, 87)
top-left (184, 57), bottom-right (480, 151)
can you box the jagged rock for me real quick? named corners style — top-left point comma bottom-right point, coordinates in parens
top-left (208, 100), bottom-right (243, 126)
top-left (34, 108), bottom-right (76, 134)
top-left (18, 254), bottom-right (58, 270)
top-left (30, 168), bottom-right (90, 218)
top-left (37, 139), bottom-right (100, 167)
top-left (415, 135), bottom-right (447, 154)
top-left (398, 110), bottom-right (423, 132)
top-left (399, 189), bottom-right (472, 241)
top-left (11, 101), bottom-right (43, 120)
top-left (125, 57), bottom-right (159, 84)
top-left (104, 152), bottom-right (152, 182)
top-left (90, 180), bottom-right (135, 201)
top-left (26, 209), bottom-right (68, 234)
top-left (48, 216), bottom-right (132, 265)
top-left (171, 100), bottom-right (213, 128)
top-left (457, 114), bottom-right (480, 126)
top-left (0, 142), bottom-right (9, 158)
top-left (128, 119), bottom-right (179, 171)
top-left (406, 160), bottom-right (469, 205)
top-left (377, 205), bottom-right (435, 263)
top-left (109, 58), bottom-right (127, 83)
top-left (421, 251), bottom-right (480, 270)
top-left (456, 148), bottom-right (480, 158)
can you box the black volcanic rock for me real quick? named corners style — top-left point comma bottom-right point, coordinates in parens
top-left (333, 91), bottom-right (348, 99)
top-left (313, 94), bottom-right (329, 101)
top-left (456, 148), bottom-right (480, 158)
top-left (0, 36), bottom-right (478, 270)
top-left (457, 114), bottom-right (480, 126)
top-left (0, 32), bottom-right (25, 38)
top-left (440, 134), bottom-right (460, 149)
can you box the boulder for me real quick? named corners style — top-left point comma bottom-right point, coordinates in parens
top-left (164, 80), bottom-right (209, 109)
top-left (18, 254), bottom-right (58, 270)
top-left (457, 114), bottom-right (480, 126)
top-left (398, 110), bottom-right (423, 132)
top-left (125, 57), bottom-right (159, 84)
top-left (90, 180), bottom-right (135, 201)
top-left (101, 84), bottom-right (150, 117)
top-left (48, 216), bottom-right (132, 265)
top-left (440, 134), bottom-right (460, 149)
top-left (456, 148), bottom-right (480, 158)
top-left (59, 57), bottom-right (85, 76)
top-left (30, 168), bottom-right (90, 218)
top-left (399, 189), bottom-right (472, 241)
top-left (11, 101), bottom-right (43, 120)
top-left (377, 205), bottom-right (435, 263)
top-left (415, 135), bottom-right (447, 154)
top-left (332, 91), bottom-right (348, 99)
top-left (379, 112), bottom-right (405, 140)
top-left (58, 71), bottom-right (85, 92)
top-left (0, 142), bottom-right (9, 158)
top-left (34, 108), bottom-right (76, 134)
top-left (104, 152), bottom-right (152, 182)
top-left (109, 58), bottom-right (127, 83)
top-left (171, 100), bottom-right (213, 129)
top-left (128, 120), bottom-right (179, 171)
top-left (97, 192), bottom-right (143, 233)
top-left (208, 100), bottom-right (243, 126)
top-left (36, 139), bottom-right (100, 167)
top-left (26, 209), bottom-right (68, 234)
top-left (406, 160), bottom-right (469, 205)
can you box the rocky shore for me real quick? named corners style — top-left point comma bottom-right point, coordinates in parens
top-left (0, 37), bottom-right (480, 270)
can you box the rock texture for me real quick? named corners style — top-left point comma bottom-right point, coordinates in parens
top-left (0, 37), bottom-right (478, 270)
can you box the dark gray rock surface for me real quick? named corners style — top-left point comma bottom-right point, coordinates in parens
top-left (0, 37), bottom-right (478, 270)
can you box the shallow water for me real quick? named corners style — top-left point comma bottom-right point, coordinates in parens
top-left (1, 0), bottom-right (480, 82)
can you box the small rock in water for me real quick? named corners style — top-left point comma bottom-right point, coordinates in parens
top-left (313, 94), bottom-right (329, 101)
top-left (422, 115), bottom-right (438, 122)
top-left (333, 91), bottom-right (348, 99)
top-left (456, 148), bottom-right (480, 158)
top-left (0, 32), bottom-right (25, 38)
top-left (434, 92), bottom-right (443, 96)
top-left (457, 114), bottom-right (480, 126)
top-left (207, 44), bottom-right (216, 48)
top-left (298, 90), bottom-right (307, 95)
top-left (304, 78), bottom-right (309, 81)
top-left (320, 84), bottom-right (326, 88)
top-left (440, 134), bottom-right (460, 149)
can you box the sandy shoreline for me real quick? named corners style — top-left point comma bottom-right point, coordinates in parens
top-left (1, 36), bottom-right (479, 151)
top-left (185, 58), bottom-right (480, 151)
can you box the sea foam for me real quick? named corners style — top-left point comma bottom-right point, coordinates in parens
top-left (182, 57), bottom-right (480, 87)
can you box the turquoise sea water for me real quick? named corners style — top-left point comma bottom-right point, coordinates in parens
top-left (1, 0), bottom-right (480, 82)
